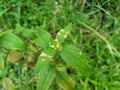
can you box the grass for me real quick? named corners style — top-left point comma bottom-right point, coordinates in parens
top-left (0, 0), bottom-right (120, 90)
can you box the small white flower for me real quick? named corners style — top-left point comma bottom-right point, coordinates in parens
top-left (57, 32), bottom-right (61, 35)
top-left (54, 39), bottom-right (58, 42)
top-left (64, 35), bottom-right (67, 38)
top-left (56, 44), bottom-right (59, 48)
top-left (58, 47), bottom-right (63, 51)
top-left (61, 29), bottom-right (64, 32)
top-left (55, 1), bottom-right (58, 5)
top-left (50, 45), bottom-right (54, 48)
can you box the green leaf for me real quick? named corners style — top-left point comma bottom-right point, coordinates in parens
top-left (34, 30), bottom-right (52, 48)
top-left (7, 50), bottom-right (21, 64)
top-left (0, 30), bottom-right (12, 37)
top-left (0, 53), bottom-right (4, 70)
top-left (22, 28), bottom-right (36, 39)
top-left (37, 64), bottom-right (55, 90)
top-left (0, 33), bottom-right (26, 50)
top-left (43, 48), bottom-right (56, 58)
top-left (34, 56), bottom-right (50, 74)
top-left (2, 78), bottom-right (16, 90)
top-left (56, 23), bottom-right (72, 43)
top-left (14, 24), bottom-right (23, 34)
top-left (60, 45), bottom-right (90, 73)
top-left (34, 48), bottom-right (56, 74)
top-left (56, 67), bottom-right (75, 90)
top-left (0, 70), bottom-right (3, 77)
top-left (0, 8), bottom-right (9, 17)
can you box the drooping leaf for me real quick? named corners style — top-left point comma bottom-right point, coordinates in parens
top-left (0, 30), bottom-right (12, 37)
top-left (60, 45), bottom-right (90, 73)
top-left (34, 48), bottom-right (56, 74)
top-left (0, 33), bottom-right (26, 50)
top-left (34, 30), bottom-right (52, 48)
top-left (56, 23), bottom-right (72, 43)
top-left (34, 56), bottom-right (50, 74)
top-left (37, 64), bottom-right (55, 90)
top-left (2, 78), bottom-right (16, 90)
top-left (56, 67), bottom-right (75, 90)
top-left (22, 28), bottom-right (37, 39)
top-left (0, 53), bottom-right (4, 70)
top-left (7, 50), bottom-right (21, 64)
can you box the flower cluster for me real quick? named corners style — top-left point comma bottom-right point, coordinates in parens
top-left (49, 39), bottom-right (63, 51)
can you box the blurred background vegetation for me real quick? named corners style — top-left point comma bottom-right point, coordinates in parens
top-left (0, 0), bottom-right (120, 90)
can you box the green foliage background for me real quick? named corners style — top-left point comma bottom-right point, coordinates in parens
top-left (0, 0), bottom-right (120, 90)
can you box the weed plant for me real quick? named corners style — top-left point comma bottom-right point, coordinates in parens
top-left (0, 0), bottom-right (120, 90)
